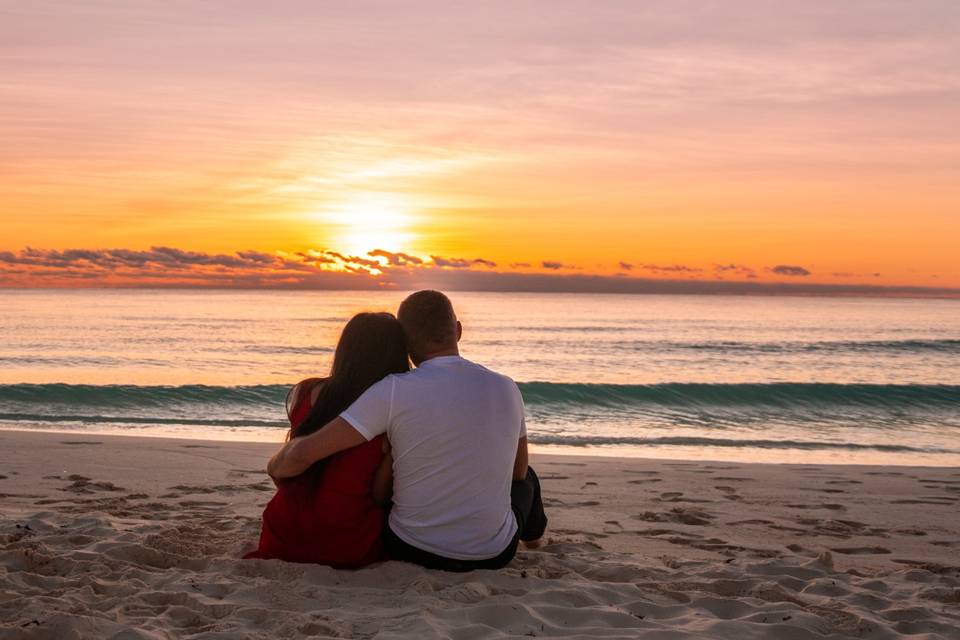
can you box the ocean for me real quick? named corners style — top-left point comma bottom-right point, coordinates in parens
top-left (1, 290), bottom-right (958, 465)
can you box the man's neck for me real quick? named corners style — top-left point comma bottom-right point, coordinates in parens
top-left (416, 347), bottom-right (459, 366)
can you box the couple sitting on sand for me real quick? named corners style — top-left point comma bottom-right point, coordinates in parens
top-left (246, 290), bottom-right (547, 572)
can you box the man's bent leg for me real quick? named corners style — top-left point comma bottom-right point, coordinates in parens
top-left (511, 467), bottom-right (548, 542)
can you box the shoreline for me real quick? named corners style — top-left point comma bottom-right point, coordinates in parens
top-left (3, 423), bottom-right (959, 469)
top-left (3, 429), bottom-right (959, 638)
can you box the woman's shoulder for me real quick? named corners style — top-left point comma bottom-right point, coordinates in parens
top-left (286, 377), bottom-right (328, 421)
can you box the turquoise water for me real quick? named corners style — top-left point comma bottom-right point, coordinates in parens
top-left (1, 290), bottom-right (958, 465)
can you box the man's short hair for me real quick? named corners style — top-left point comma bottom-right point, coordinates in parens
top-left (397, 290), bottom-right (457, 356)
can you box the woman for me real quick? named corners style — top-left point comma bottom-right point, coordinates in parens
top-left (245, 312), bottom-right (409, 568)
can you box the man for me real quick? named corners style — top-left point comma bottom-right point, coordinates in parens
top-left (268, 290), bottom-right (547, 571)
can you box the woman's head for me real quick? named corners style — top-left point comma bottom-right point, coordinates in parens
top-left (291, 312), bottom-right (409, 439)
top-left (329, 311), bottom-right (409, 389)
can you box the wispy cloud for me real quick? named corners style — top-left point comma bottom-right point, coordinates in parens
top-left (640, 264), bottom-right (704, 274)
top-left (713, 263), bottom-right (758, 279)
top-left (769, 265), bottom-right (812, 277)
top-left (430, 256), bottom-right (497, 269)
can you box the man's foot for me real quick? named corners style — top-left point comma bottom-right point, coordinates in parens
top-left (521, 537), bottom-right (543, 550)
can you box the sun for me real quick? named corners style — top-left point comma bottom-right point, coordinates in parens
top-left (322, 194), bottom-right (418, 256)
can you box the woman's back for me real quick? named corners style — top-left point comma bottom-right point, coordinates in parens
top-left (245, 380), bottom-right (387, 568)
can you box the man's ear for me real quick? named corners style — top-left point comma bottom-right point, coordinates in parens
top-left (456, 320), bottom-right (463, 342)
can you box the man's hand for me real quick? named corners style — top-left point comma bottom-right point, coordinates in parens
top-left (267, 417), bottom-right (367, 480)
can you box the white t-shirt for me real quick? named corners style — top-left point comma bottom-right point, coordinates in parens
top-left (341, 355), bottom-right (526, 560)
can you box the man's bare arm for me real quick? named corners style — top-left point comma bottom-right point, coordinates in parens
top-left (267, 417), bottom-right (366, 480)
top-left (371, 448), bottom-right (393, 506)
top-left (513, 436), bottom-right (529, 481)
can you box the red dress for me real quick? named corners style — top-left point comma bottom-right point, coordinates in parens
top-left (245, 387), bottom-right (387, 568)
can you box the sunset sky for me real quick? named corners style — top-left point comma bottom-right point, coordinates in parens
top-left (2, 1), bottom-right (958, 292)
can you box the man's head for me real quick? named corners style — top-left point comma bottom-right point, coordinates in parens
top-left (397, 290), bottom-right (461, 364)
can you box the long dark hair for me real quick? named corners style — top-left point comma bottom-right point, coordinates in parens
top-left (288, 312), bottom-right (409, 440)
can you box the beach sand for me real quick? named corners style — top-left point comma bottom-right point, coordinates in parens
top-left (1, 430), bottom-right (958, 639)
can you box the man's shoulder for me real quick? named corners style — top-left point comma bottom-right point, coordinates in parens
top-left (459, 359), bottom-right (521, 392)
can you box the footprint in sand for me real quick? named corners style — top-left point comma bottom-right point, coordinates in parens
top-left (826, 480), bottom-right (862, 485)
top-left (633, 507), bottom-right (715, 526)
top-left (786, 503), bottom-right (845, 511)
top-left (890, 499), bottom-right (956, 506)
top-left (633, 527), bottom-right (704, 539)
top-left (58, 475), bottom-right (125, 494)
top-left (168, 485), bottom-right (216, 494)
top-left (831, 546), bottom-right (892, 555)
top-left (715, 486), bottom-right (743, 501)
top-left (182, 444), bottom-right (218, 449)
top-left (602, 520), bottom-right (624, 533)
top-left (60, 441), bottom-right (103, 446)
top-left (768, 523), bottom-right (809, 534)
top-left (657, 492), bottom-right (713, 504)
top-left (210, 483), bottom-right (273, 493)
top-left (628, 478), bottom-right (663, 485)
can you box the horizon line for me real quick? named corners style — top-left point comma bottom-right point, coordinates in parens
top-left (2, 281), bottom-right (959, 300)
